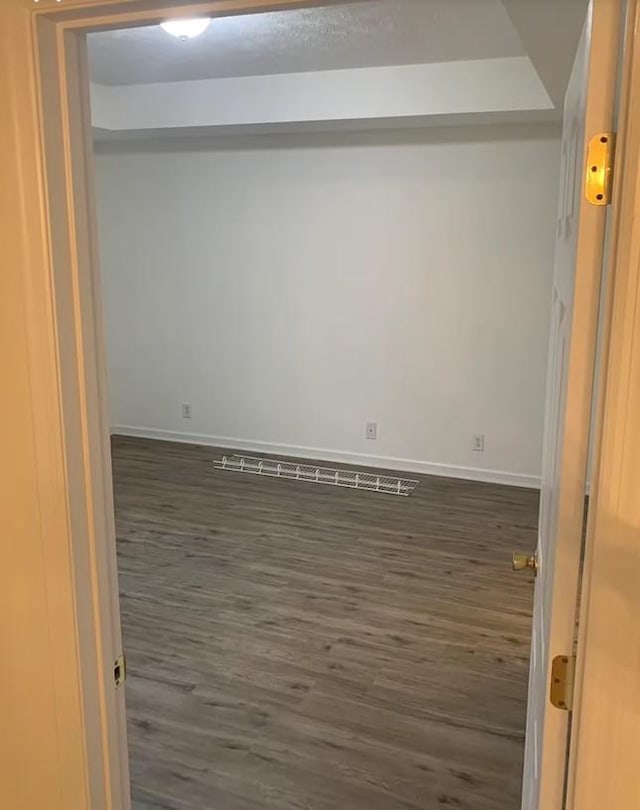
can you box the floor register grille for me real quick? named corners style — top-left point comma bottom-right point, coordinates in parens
top-left (214, 454), bottom-right (418, 497)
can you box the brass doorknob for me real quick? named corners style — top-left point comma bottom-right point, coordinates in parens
top-left (512, 552), bottom-right (538, 573)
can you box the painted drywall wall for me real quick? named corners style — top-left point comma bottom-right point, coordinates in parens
top-left (95, 125), bottom-right (560, 486)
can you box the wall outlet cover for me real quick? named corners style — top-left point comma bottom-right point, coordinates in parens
top-left (472, 433), bottom-right (485, 452)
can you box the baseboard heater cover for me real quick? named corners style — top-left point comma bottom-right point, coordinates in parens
top-left (214, 454), bottom-right (418, 497)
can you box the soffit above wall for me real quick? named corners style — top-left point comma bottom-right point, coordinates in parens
top-left (89, 58), bottom-right (554, 136)
top-left (86, 0), bottom-right (587, 137)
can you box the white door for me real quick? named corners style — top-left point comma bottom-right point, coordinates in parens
top-left (521, 1), bottom-right (623, 808)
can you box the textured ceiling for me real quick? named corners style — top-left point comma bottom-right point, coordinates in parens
top-left (88, 0), bottom-right (525, 86)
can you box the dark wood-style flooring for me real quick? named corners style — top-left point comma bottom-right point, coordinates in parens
top-left (111, 436), bottom-right (537, 810)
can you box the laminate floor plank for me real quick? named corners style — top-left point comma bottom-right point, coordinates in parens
top-left (112, 436), bottom-right (537, 810)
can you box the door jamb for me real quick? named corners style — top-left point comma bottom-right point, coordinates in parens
top-left (567, 0), bottom-right (640, 806)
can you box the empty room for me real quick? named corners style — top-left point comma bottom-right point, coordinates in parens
top-left (86, 1), bottom-right (590, 808)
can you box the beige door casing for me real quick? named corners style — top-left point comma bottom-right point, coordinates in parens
top-left (1, 1), bottom-right (639, 809)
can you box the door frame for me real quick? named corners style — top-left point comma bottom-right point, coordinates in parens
top-left (1, 0), bottom-right (639, 808)
top-left (566, 0), bottom-right (640, 805)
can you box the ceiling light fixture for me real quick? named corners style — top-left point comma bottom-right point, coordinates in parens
top-left (160, 18), bottom-right (211, 39)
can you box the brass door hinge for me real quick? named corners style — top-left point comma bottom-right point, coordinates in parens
top-left (550, 654), bottom-right (576, 711)
top-left (585, 132), bottom-right (615, 205)
top-left (114, 654), bottom-right (126, 688)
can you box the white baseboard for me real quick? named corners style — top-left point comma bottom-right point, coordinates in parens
top-left (110, 425), bottom-right (541, 489)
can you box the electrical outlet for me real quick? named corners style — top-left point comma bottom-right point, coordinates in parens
top-left (182, 402), bottom-right (192, 420)
top-left (366, 422), bottom-right (378, 440)
top-left (472, 433), bottom-right (485, 452)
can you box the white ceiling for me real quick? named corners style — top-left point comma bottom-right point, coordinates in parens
top-left (88, 0), bottom-right (525, 86)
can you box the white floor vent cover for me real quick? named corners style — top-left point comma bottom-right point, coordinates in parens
top-left (214, 454), bottom-right (418, 497)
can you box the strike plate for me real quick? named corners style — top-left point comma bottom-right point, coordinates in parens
top-left (114, 654), bottom-right (126, 688)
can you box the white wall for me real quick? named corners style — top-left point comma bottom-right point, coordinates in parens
top-left (95, 125), bottom-right (560, 486)
top-left (90, 58), bottom-right (552, 133)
